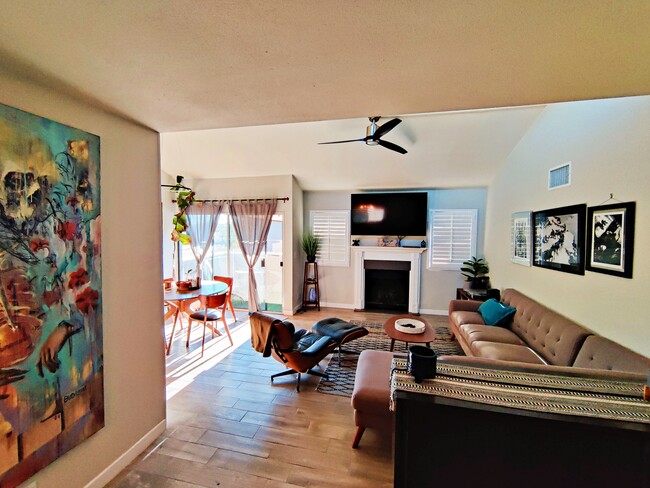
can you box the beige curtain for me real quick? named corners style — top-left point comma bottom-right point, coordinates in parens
top-left (229, 199), bottom-right (277, 312)
top-left (186, 201), bottom-right (224, 281)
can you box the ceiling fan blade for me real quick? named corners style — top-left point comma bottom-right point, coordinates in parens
top-left (318, 138), bottom-right (366, 145)
top-left (373, 118), bottom-right (402, 139)
top-left (377, 139), bottom-right (408, 154)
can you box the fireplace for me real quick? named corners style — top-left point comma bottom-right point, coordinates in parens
top-left (352, 246), bottom-right (426, 314)
top-left (364, 260), bottom-right (410, 312)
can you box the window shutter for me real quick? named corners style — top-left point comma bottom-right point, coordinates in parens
top-left (428, 209), bottom-right (478, 269)
top-left (310, 210), bottom-right (350, 267)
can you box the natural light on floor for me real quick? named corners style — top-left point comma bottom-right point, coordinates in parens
top-left (165, 318), bottom-right (253, 401)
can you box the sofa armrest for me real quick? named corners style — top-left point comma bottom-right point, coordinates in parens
top-left (449, 299), bottom-right (482, 314)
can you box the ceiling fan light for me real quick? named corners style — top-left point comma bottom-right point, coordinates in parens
top-left (365, 140), bottom-right (379, 146)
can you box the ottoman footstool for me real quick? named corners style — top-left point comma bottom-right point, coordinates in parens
top-left (351, 350), bottom-right (394, 448)
top-left (313, 317), bottom-right (369, 364)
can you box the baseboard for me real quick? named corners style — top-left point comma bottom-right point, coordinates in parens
top-left (320, 301), bottom-right (355, 310)
top-left (85, 419), bottom-right (166, 488)
top-left (419, 308), bottom-right (448, 316)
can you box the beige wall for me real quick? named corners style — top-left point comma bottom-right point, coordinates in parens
top-left (485, 96), bottom-right (650, 357)
top-left (0, 69), bottom-right (166, 484)
top-left (291, 177), bottom-right (305, 313)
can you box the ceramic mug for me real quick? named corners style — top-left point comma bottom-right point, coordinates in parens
top-left (407, 345), bottom-right (437, 383)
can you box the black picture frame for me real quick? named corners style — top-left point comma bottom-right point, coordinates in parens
top-left (532, 204), bottom-right (586, 275)
top-left (586, 202), bottom-right (635, 278)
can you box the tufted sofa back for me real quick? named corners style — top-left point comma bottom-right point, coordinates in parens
top-left (501, 289), bottom-right (590, 366)
top-left (573, 335), bottom-right (650, 373)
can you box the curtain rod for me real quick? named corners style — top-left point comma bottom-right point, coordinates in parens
top-left (173, 197), bottom-right (290, 203)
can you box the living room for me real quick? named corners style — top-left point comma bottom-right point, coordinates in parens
top-left (0, 2), bottom-right (648, 487)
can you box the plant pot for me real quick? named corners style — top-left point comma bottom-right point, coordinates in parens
top-left (471, 277), bottom-right (490, 290)
top-left (306, 255), bottom-right (316, 263)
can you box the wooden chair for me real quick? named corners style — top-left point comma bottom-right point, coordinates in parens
top-left (188, 293), bottom-right (233, 355)
top-left (213, 275), bottom-right (237, 322)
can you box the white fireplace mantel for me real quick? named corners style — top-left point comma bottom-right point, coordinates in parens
top-left (352, 246), bottom-right (426, 314)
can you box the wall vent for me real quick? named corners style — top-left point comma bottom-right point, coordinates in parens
top-left (549, 162), bottom-right (571, 190)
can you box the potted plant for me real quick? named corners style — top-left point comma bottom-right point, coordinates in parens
top-left (301, 231), bottom-right (320, 263)
top-left (460, 256), bottom-right (490, 289)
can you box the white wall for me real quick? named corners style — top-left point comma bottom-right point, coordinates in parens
top-left (485, 96), bottom-right (650, 357)
top-left (0, 68), bottom-right (166, 483)
top-left (303, 188), bottom-right (488, 313)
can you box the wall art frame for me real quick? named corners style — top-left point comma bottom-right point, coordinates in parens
top-left (585, 202), bottom-right (635, 278)
top-left (0, 103), bottom-right (103, 486)
top-left (511, 211), bottom-right (532, 266)
top-left (532, 204), bottom-right (586, 275)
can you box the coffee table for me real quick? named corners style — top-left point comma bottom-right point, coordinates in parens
top-left (384, 314), bottom-right (435, 352)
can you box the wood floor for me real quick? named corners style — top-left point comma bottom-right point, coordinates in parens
top-left (108, 308), bottom-right (433, 488)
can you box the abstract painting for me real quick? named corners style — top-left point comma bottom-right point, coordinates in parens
top-left (586, 202), bottom-right (635, 278)
top-left (511, 211), bottom-right (532, 266)
top-left (533, 204), bottom-right (586, 275)
top-left (0, 103), bottom-right (103, 486)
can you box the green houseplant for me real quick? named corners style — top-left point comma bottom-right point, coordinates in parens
top-left (301, 231), bottom-right (320, 263)
top-left (461, 256), bottom-right (490, 289)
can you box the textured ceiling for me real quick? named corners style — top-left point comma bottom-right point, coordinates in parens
top-left (1, 1), bottom-right (649, 132)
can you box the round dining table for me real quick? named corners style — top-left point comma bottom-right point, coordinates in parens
top-left (164, 280), bottom-right (229, 355)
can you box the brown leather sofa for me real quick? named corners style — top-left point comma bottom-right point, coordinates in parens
top-left (449, 288), bottom-right (650, 373)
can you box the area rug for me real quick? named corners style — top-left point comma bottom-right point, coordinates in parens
top-left (316, 318), bottom-right (463, 397)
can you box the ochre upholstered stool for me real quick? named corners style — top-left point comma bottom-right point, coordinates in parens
top-left (312, 317), bottom-right (368, 363)
top-left (351, 350), bottom-right (394, 448)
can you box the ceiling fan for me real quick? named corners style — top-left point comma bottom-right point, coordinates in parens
top-left (318, 116), bottom-right (408, 154)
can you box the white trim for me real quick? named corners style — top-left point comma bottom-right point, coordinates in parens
top-left (84, 419), bottom-right (166, 488)
top-left (319, 301), bottom-right (355, 310)
top-left (419, 308), bottom-right (448, 316)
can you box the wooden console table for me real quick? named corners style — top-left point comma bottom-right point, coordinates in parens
top-left (456, 287), bottom-right (500, 302)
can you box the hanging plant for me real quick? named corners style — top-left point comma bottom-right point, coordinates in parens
top-left (168, 175), bottom-right (195, 245)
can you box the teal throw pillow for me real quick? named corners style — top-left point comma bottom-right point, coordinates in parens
top-left (478, 299), bottom-right (516, 326)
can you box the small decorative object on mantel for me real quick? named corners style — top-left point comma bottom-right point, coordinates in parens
top-left (378, 238), bottom-right (398, 247)
top-left (301, 230), bottom-right (320, 262)
top-left (460, 256), bottom-right (490, 290)
top-left (586, 199), bottom-right (635, 279)
top-left (420, 240), bottom-right (426, 248)
top-left (352, 239), bottom-right (360, 246)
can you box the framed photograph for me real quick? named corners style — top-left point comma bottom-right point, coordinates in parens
top-left (511, 211), bottom-right (532, 266)
top-left (586, 202), bottom-right (635, 278)
top-left (533, 204), bottom-right (586, 275)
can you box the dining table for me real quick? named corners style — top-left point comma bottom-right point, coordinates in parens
top-left (164, 280), bottom-right (229, 355)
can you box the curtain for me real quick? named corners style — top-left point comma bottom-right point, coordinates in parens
top-left (229, 199), bottom-right (277, 312)
top-left (186, 201), bottom-right (224, 281)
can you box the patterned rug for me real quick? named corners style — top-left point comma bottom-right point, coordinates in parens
top-left (316, 318), bottom-right (463, 397)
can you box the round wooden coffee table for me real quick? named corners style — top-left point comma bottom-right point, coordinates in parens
top-left (384, 314), bottom-right (435, 352)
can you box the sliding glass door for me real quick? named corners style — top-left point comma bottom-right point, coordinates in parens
top-left (178, 212), bottom-right (283, 311)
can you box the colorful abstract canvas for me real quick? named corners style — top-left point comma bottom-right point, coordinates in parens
top-left (0, 103), bottom-right (103, 486)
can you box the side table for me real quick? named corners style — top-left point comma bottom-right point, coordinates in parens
top-left (456, 288), bottom-right (500, 302)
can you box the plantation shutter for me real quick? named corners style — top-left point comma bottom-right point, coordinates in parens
top-left (310, 210), bottom-right (350, 266)
top-left (428, 209), bottom-right (478, 269)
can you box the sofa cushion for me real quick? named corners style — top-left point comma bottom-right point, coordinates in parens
top-left (501, 289), bottom-right (590, 366)
top-left (573, 335), bottom-right (650, 374)
top-left (478, 299), bottom-right (516, 326)
top-left (449, 311), bottom-right (484, 327)
top-left (470, 341), bottom-right (547, 364)
top-left (459, 324), bottom-right (526, 347)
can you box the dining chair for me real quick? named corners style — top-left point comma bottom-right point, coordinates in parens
top-left (213, 275), bottom-right (237, 322)
top-left (188, 293), bottom-right (233, 355)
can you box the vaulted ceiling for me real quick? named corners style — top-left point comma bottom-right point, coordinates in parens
top-left (2, 2), bottom-right (649, 191)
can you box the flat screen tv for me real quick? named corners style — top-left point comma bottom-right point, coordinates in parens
top-left (351, 192), bottom-right (428, 236)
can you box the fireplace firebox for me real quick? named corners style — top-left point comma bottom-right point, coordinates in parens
top-left (364, 260), bottom-right (410, 312)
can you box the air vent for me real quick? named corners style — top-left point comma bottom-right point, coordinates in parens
top-left (549, 162), bottom-right (571, 190)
